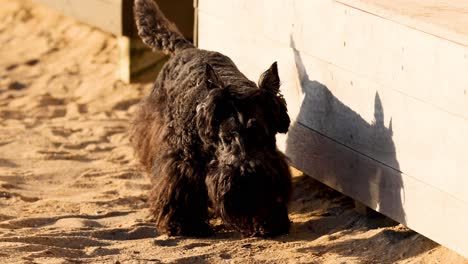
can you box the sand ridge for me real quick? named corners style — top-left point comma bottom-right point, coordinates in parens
top-left (0, 0), bottom-right (466, 263)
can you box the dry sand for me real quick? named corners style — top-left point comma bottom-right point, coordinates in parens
top-left (0, 1), bottom-right (466, 263)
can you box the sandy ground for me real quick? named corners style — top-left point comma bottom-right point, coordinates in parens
top-left (0, 1), bottom-right (466, 263)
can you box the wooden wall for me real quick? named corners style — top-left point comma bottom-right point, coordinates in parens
top-left (197, 0), bottom-right (468, 258)
top-left (33, 0), bottom-right (194, 82)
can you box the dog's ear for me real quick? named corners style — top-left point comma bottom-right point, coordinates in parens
top-left (258, 62), bottom-right (280, 93)
top-left (205, 64), bottom-right (224, 89)
top-left (259, 62), bottom-right (290, 133)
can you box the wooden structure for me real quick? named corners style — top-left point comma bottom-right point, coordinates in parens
top-left (197, 0), bottom-right (468, 258)
top-left (33, 0), bottom-right (194, 82)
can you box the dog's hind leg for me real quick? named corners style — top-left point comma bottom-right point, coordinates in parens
top-left (149, 153), bottom-right (211, 237)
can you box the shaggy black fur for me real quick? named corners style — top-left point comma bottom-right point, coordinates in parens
top-left (131, 0), bottom-right (292, 237)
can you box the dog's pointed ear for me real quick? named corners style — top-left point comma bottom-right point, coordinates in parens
top-left (258, 62), bottom-right (280, 93)
top-left (205, 64), bottom-right (224, 89)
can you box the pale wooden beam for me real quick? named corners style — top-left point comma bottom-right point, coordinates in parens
top-left (33, 0), bottom-right (194, 83)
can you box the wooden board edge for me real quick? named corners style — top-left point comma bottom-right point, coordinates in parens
top-left (285, 122), bottom-right (468, 258)
top-left (335, 0), bottom-right (468, 47)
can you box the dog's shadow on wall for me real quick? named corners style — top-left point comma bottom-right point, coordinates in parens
top-left (279, 39), bottom-right (421, 258)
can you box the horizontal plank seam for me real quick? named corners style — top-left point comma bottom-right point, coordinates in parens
top-left (291, 39), bottom-right (468, 121)
top-left (296, 121), bottom-right (402, 173)
top-left (199, 10), bottom-right (468, 122)
top-left (296, 121), bottom-right (468, 204)
top-left (291, 42), bottom-right (468, 123)
top-left (295, 47), bottom-right (468, 123)
top-left (293, 46), bottom-right (468, 123)
top-left (335, 0), bottom-right (468, 48)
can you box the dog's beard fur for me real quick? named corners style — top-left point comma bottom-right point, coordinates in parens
top-left (206, 146), bottom-right (291, 237)
top-left (131, 0), bottom-right (293, 237)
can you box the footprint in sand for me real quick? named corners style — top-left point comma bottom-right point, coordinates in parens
top-left (36, 93), bottom-right (65, 107)
top-left (78, 169), bottom-right (108, 179)
top-left (65, 102), bottom-right (87, 118)
top-left (1, 227), bottom-right (126, 260)
top-left (154, 238), bottom-right (180, 247)
top-left (183, 242), bottom-right (211, 250)
top-left (0, 191), bottom-right (39, 203)
top-left (171, 254), bottom-right (209, 263)
top-left (53, 218), bottom-right (103, 229)
top-left (6, 240), bottom-right (116, 260)
top-left (1, 211), bottom-right (135, 229)
top-left (35, 150), bottom-right (93, 161)
top-left (0, 213), bottom-right (14, 222)
top-left (5, 64), bottom-right (18, 71)
top-left (61, 140), bottom-right (102, 150)
top-left (2, 244), bottom-right (75, 261)
top-left (0, 109), bottom-right (24, 119)
top-left (109, 170), bottom-right (141, 180)
top-left (0, 173), bottom-right (27, 187)
top-left (7, 81), bottom-right (26, 91)
top-left (0, 158), bottom-right (17, 168)
top-left (0, 235), bottom-right (109, 250)
top-left (25, 247), bottom-right (88, 260)
top-left (87, 225), bottom-right (158, 241)
top-left (47, 126), bottom-right (79, 137)
top-left (24, 58), bottom-right (39, 66)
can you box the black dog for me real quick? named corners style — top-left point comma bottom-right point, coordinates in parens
top-left (131, 0), bottom-right (292, 237)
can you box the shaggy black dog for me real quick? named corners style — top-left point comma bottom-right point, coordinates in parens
top-left (131, 0), bottom-right (292, 237)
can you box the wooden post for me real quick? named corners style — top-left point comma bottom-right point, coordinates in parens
top-left (117, 0), bottom-right (170, 82)
top-left (33, 0), bottom-right (194, 83)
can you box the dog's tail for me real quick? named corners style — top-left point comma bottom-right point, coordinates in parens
top-left (134, 0), bottom-right (194, 55)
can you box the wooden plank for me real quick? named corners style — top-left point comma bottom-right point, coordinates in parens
top-left (291, 48), bottom-right (468, 205)
top-left (292, 1), bottom-right (468, 120)
top-left (198, 10), bottom-right (468, 205)
top-left (287, 122), bottom-right (468, 258)
top-left (193, 0), bottom-right (199, 46)
top-left (33, 0), bottom-right (194, 38)
top-left (337, 0), bottom-right (468, 47)
top-left (198, 1), bottom-right (468, 257)
top-left (34, 0), bottom-right (194, 82)
top-left (117, 36), bottom-right (168, 83)
top-left (198, 0), bottom-right (468, 121)
top-left (120, 0), bottom-right (194, 82)
top-left (32, 0), bottom-right (123, 35)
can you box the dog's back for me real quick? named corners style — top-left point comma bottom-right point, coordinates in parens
top-left (132, 0), bottom-right (256, 171)
top-left (132, 0), bottom-right (260, 155)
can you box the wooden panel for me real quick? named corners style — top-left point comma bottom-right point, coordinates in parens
top-left (337, 0), bottom-right (468, 47)
top-left (32, 0), bottom-right (123, 35)
top-left (117, 36), bottom-right (168, 83)
top-left (199, 11), bottom-right (468, 205)
top-left (287, 122), bottom-right (468, 258)
top-left (291, 48), bottom-right (468, 205)
top-left (198, 0), bottom-right (468, 121)
top-left (198, 0), bottom-right (468, 257)
top-left (293, 1), bottom-right (468, 120)
top-left (33, 0), bottom-right (194, 38)
top-left (34, 0), bottom-right (195, 82)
